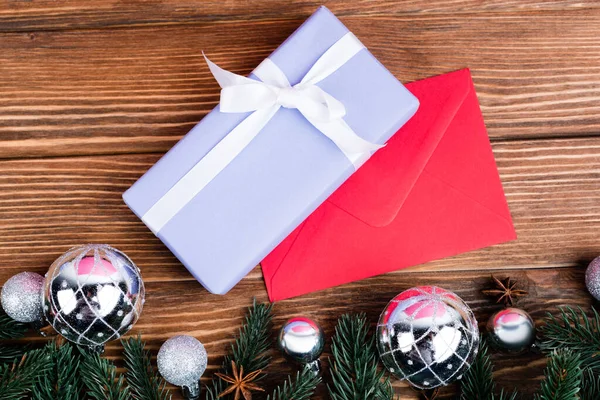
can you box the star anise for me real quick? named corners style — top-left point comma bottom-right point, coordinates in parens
top-left (216, 361), bottom-right (264, 400)
top-left (482, 275), bottom-right (528, 306)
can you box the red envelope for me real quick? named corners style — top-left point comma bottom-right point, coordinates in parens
top-left (261, 69), bottom-right (517, 301)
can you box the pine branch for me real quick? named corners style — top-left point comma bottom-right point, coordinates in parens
top-left (266, 366), bottom-right (321, 400)
top-left (33, 340), bottom-right (82, 400)
top-left (460, 338), bottom-right (518, 400)
top-left (0, 310), bottom-right (28, 340)
top-left (122, 335), bottom-right (171, 400)
top-left (460, 338), bottom-right (495, 400)
top-left (534, 349), bottom-right (582, 400)
top-left (538, 307), bottom-right (600, 373)
top-left (327, 313), bottom-right (394, 400)
top-left (580, 368), bottom-right (600, 400)
top-left (205, 300), bottom-right (273, 400)
top-left (0, 348), bottom-right (52, 400)
top-left (80, 349), bottom-right (130, 400)
top-left (229, 300), bottom-right (274, 372)
top-left (496, 389), bottom-right (519, 400)
top-left (0, 345), bottom-right (29, 365)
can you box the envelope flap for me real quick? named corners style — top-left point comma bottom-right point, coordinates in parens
top-left (327, 69), bottom-right (473, 227)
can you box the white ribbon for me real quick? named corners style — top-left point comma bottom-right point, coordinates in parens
top-left (142, 32), bottom-right (383, 234)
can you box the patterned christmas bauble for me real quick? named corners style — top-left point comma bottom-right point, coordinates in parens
top-left (42, 244), bottom-right (145, 347)
top-left (278, 317), bottom-right (325, 364)
top-left (1, 272), bottom-right (45, 323)
top-left (585, 256), bottom-right (600, 301)
top-left (377, 286), bottom-right (479, 389)
top-left (486, 307), bottom-right (535, 353)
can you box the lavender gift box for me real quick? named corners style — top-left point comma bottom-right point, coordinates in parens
top-left (123, 6), bottom-right (419, 295)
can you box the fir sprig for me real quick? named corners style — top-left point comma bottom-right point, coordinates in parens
top-left (266, 366), bottom-right (321, 400)
top-left (534, 349), bottom-right (582, 400)
top-left (33, 340), bottom-right (82, 400)
top-left (581, 368), bottom-right (600, 400)
top-left (122, 336), bottom-right (171, 400)
top-left (80, 350), bottom-right (130, 400)
top-left (327, 313), bottom-right (394, 400)
top-left (0, 345), bottom-right (29, 365)
top-left (538, 307), bottom-right (600, 372)
top-left (0, 311), bottom-right (28, 340)
top-left (205, 300), bottom-right (273, 399)
top-left (0, 348), bottom-right (52, 400)
top-left (460, 338), bottom-right (517, 400)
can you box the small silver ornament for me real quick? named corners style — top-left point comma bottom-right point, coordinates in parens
top-left (486, 307), bottom-right (535, 353)
top-left (279, 317), bottom-right (325, 372)
top-left (377, 286), bottom-right (480, 389)
top-left (42, 244), bottom-right (145, 349)
top-left (158, 335), bottom-right (207, 400)
top-left (1, 272), bottom-right (45, 323)
top-left (585, 256), bottom-right (600, 301)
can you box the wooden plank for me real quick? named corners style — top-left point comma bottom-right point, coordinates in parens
top-left (0, 136), bottom-right (599, 280)
top-left (2, 11), bottom-right (600, 158)
top-left (0, 0), bottom-right (598, 32)
top-left (9, 266), bottom-right (594, 399)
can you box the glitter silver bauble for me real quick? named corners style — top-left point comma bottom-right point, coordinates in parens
top-left (486, 307), bottom-right (535, 353)
top-left (158, 335), bottom-right (207, 400)
top-left (279, 317), bottom-right (325, 367)
top-left (377, 286), bottom-right (479, 389)
top-left (42, 244), bottom-right (144, 348)
top-left (585, 256), bottom-right (600, 301)
top-left (1, 272), bottom-right (45, 323)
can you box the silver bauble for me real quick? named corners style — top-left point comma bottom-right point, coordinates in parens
top-left (1, 272), bottom-right (45, 323)
top-left (42, 244), bottom-right (145, 347)
top-left (486, 307), bottom-right (535, 353)
top-left (158, 335), bottom-right (207, 399)
top-left (377, 286), bottom-right (479, 389)
top-left (585, 256), bottom-right (600, 301)
top-left (279, 317), bottom-right (325, 365)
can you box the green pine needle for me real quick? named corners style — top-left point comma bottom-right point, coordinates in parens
top-left (460, 338), bottom-right (518, 400)
top-left (122, 335), bottom-right (171, 400)
top-left (460, 338), bottom-right (495, 400)
top-left (327, 313), bottom-right (394, 400)
top-left (580, 368), bottom-right (600, 400)
top-left (33, 340), bottom-right (82, 400)
top-left (229, 300), bottom-right (274, 373)
top-left (0, 348), bottom-right (52, 400)
top-left (534, 349), bottom-right (582, 400)
top-left (0, 345), bottom-right (30, 365)
top-left (496, 389), bottom-right (519, 400)
top-left (538, 307), bottom-right (600, 373)
top-left (266, 366), bottom-right (321, 400)
top-left (0, 311), bottom-right (28, 340)
top-left (80, 349), bottom-right (130, 400)
top-left (205, 300), bottom-right (273, 400)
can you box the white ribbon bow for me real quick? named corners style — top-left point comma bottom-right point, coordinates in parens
top-left (142, 32), bottom-right (383, 234)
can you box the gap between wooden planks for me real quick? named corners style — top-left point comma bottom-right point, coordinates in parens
top-left (1, 10), bottom-right (600, 159)
top-left (0, 0), bottom-right (599, 32)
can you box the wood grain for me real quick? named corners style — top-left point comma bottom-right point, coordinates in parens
top-left (0, 136), bottom-right (598, 398)
top-left (0, 0), bottom-right (599, 32)
top-left (1, 0), bottom-right (600, 399)
top-left (0, 137), bottom-right (598, 279)
top-left (2, 10), bottom-right (600, 158)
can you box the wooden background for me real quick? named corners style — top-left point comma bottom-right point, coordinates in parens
top-left (1, 0), bottom-right (600, 398)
